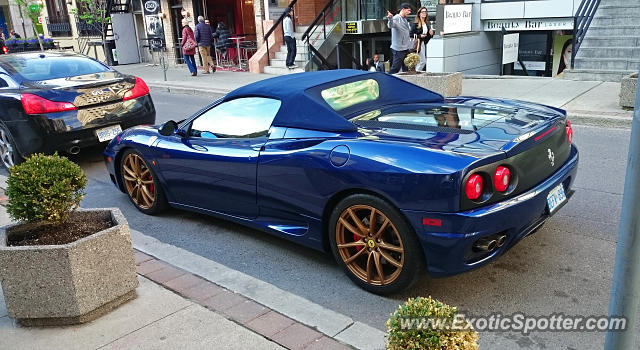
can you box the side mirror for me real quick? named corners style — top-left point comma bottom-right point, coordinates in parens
top-left (159, 120), bottom-right (178, 136)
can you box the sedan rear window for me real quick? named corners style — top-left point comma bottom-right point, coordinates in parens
top-left (1, 55), bottom-right (110, 81)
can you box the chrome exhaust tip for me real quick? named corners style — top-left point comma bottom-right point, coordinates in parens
top-left (68, 146), bottom-right (80, 155)
top-left (496, 235), bottom-right (507, 248)
top-left (474, 238), bottom-right (498, 252)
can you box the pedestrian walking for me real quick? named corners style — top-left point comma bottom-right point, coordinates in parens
top-left (181, 18), bottom-right (198, 76)
top-left (195, 16), bottom-right (214, 74)
top-left (283, 7), bottom-right (297, 69)
top-left (386, 3), bottom-right (413, 74)
top-left (411, 6), bottom-right (434, 72)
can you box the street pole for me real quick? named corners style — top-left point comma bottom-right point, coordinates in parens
top-left (604, 61), bottom-right (640, 349)
top-left (17, 5), bottom-right (27, 38)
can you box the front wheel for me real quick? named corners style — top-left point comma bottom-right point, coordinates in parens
top-left (120, 149), bottom-right (168, 214)
top-left (329, 194), bottom-right (424, 295)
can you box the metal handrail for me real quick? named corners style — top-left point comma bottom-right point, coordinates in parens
top-left (262, 0), bottom-right (297, 66)
top-left (301, 0), bottom-right (341, 71)
top-left (571, 0), bottom-right (601, 69)
top-left (300, 0), bottom-right (338, 43)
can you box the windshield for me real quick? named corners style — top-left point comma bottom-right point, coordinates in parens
top-left (1, 55), bottom-right (110, 81)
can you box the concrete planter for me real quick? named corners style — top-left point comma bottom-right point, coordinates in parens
top-left (0, 208), bottom-right (138, 326)
top-left (396, 72), bottom-right (463, 97)
top-left (620, 73), bottom-right (637, 108)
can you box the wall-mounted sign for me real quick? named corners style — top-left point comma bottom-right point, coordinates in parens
top-left (442, 4), bottom-right (472, 34)
top-left (143, 0), bottom-right (165, 49)
top-left (484, 18), bottom-right (573, 31)
top-left (502, 33), bottom-right (519, 64)
top-left (345, 21), bottom-right (361, 34)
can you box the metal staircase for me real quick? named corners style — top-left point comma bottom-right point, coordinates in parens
top-left (77, 0), bottom-right (129, 56)
top-left (261, 0), bottom-right (345, 75)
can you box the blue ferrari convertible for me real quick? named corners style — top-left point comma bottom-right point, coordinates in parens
top-left (104, 70), bottom-right (578, 294)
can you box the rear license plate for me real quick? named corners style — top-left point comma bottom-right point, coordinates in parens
top-left (96, 125), bottom-right (122, 142)
top-left (546, 183), bottom-right (567, 214)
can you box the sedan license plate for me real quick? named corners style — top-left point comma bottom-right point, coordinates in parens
top-left (96, 125), bottom-right (122, 142)
top-left (547, 183), bottom-right (567, 214)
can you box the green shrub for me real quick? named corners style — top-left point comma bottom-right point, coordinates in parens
top-left (404, 53), bottom-right (421, 72)
top-left (386, 296), bottom-right (479, 350)
top-left (6, 153), bottom-right (87, 225)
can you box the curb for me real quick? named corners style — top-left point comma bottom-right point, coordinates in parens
top-left (134, 250), bottom-right (354, 350)
top-left (131, 229), bottom-right (387, 350)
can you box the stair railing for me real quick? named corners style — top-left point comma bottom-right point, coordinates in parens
top-left (300, 0), bottom-right (341, 70)
top-left (262, 0), bottom-right (298, 67)
top-left (571, 0), bottom-right (601, 69)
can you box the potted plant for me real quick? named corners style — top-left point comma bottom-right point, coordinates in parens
top-left (0, 153), bottom-right (138, 326)
top-left (386, 296), bottom-right (479, 350)
top-left (403, 52), bottom-right (421, 74)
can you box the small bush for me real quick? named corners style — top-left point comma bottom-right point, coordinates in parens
top-left (404, 53), bottom-right (420, 72)
top-left (386, 296), bottom-right (479, 350)
top-left (6, 153), bottom-right (87, 225)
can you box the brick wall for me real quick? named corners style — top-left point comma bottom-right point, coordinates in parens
top-left (295, 0), bottom-right (326, 26)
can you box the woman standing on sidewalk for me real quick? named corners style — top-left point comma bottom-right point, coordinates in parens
top-left (181, 18), bottom-right (198, 77)
top-left (411, 7), bottom-right (433, 72)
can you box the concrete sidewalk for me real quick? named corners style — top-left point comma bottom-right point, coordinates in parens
top-left (114, 63), bottom-right (635, 128)
top-left (0, 174), bottom-right (355, 350)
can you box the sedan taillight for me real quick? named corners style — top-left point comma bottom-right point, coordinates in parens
top-left (123, 77), bottom-right (150, 101)
top-left (21, 93), bottom-right (77, 114)
top-left (465, 174), bottom-right (483, 200)
top-left (1, 46), bottom-right (7, 54)
top-left (566, 120), bottom-right (573, 144)
top-left (494, 166), bottom-right (511, 192)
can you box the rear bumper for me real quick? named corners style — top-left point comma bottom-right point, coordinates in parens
top-left (402, 144), bottom-right (579, 276)
top-left (11, 95), bottom-right (155, 156)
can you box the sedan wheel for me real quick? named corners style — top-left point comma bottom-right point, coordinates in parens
top-left (121, 150), bottom-right (167, 214)
top-left (330, 194), bottom-right (424, 294)
top-left (0, 124), bottom-right (18, 169)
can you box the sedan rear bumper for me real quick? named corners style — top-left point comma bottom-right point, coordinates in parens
top-left (9, 95), bottom-right (155, 157)
top-left (402, 144), bottom-right (579, 277)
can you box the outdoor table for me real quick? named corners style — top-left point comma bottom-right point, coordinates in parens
top-left (230, 36), bottom-right (246, 70)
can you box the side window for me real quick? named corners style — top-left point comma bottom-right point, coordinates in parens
top-left (0, 77), bottom-right (7, 88)
top-left (190, 97), bottom-right (281, 139)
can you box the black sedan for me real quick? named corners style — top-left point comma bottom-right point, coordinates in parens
top-left (0, 51), bottom-right (155, 168)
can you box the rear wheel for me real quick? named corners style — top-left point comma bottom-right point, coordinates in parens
top-left (0, 123), bottom-right (20, 169)
top-left (120, 149), bottom-right (167, 214)
top-left (329, 194), bottom-right (424, 294)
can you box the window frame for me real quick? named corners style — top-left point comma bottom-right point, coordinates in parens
top-left (186, 97), bottom-right (281, 140)
top-left (0, 73), bottom-right (18, 89)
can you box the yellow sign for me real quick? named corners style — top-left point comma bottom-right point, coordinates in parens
top-left (345, 21), bottom-right (359, 34)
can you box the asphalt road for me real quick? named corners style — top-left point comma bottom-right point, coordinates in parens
top-left (59, 91), bottom-right (638, 349)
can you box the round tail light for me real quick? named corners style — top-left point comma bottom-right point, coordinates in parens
top-left (494, 166), bottom-right (511, 192)
top-left (566, 120), bottom-right (573, 144)
top-left (465, 174), bottom-right (483, 200)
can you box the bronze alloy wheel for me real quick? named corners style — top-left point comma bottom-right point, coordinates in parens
top-left (335, 204), bottom-right (405, 286)
top-left (122, 152), bottom-right (156, 210)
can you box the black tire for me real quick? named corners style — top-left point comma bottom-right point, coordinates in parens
top-left (120, 149), bottom-right (168, 215)
top-left (328, 194), bottom-right (425, 295)
top-left (0, 123), bottom-right (21, 169)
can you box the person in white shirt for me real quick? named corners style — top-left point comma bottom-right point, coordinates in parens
top-left (372, 53), bottom-right (385, 72)
top-left (283, 8), bottom-right (297, 69)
